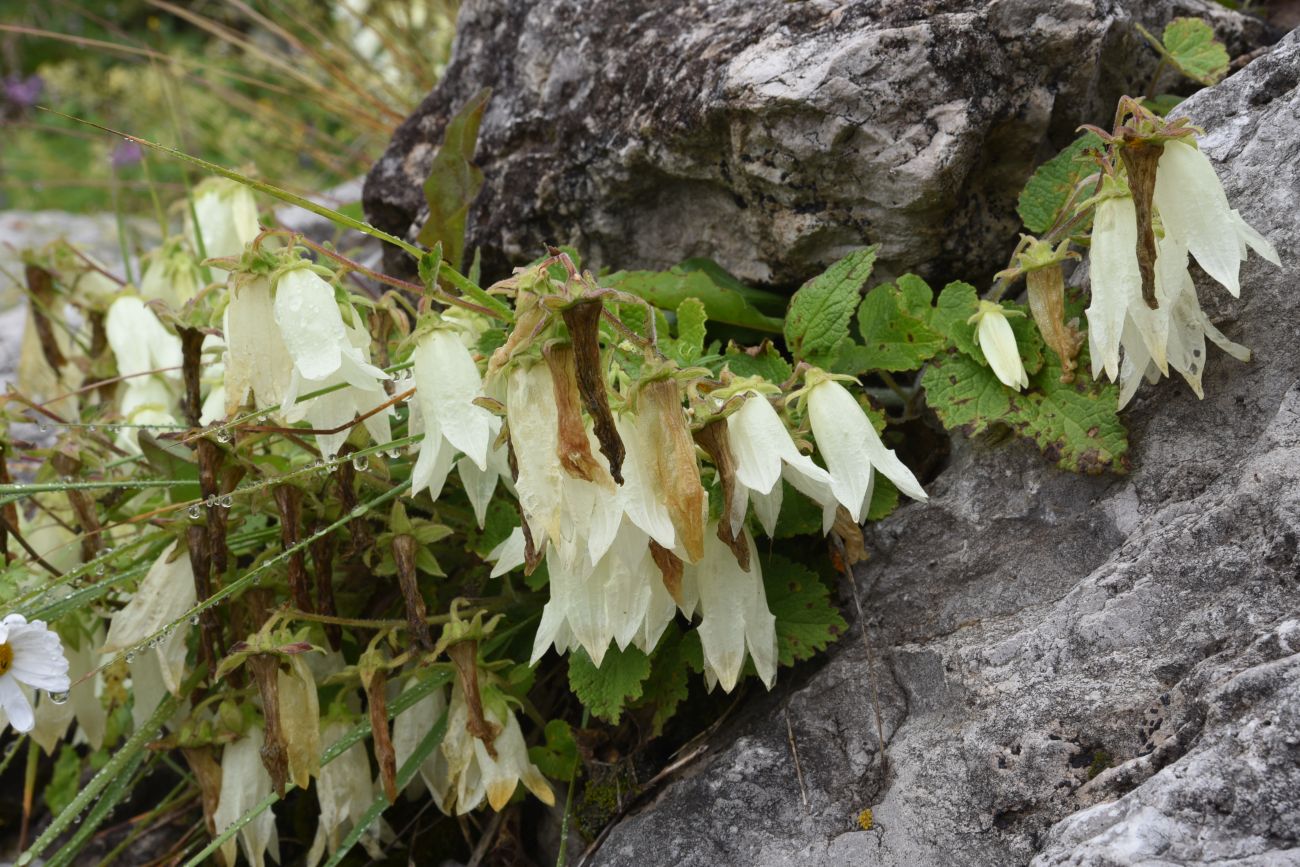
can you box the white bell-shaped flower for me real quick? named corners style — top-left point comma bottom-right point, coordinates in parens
top-left (186, 178), bottom-right (260, 263)
top-left (439, 679), bottom-right (554, 814)
top-left (969, 301), bottom-right (1029, 391)
top-left (101, 541), bottom-right (195, 696)
top-left (688, 527), bottom-right (777, 693)
top-left (106, 294), bottom-right (183, 449)
top-left (393, 682), bottom-right (453, 811)
top-left (806, 377), bottom-right (927, 522)
top-left (409, 326), bottom-right (497, 501)
top-left (727, 392), bottom-right (833, 537)
top-left (308, 719), bottom-right (384, 866)
top-left (214, 726), bottom-right (280, 867)
top-left (0, 613), bottom-right (71, 734)
top-left (140, 238), bottom-right (203, 309)
top-left (1153, 140), bottom-right (1279, 299)
top-left (224, 274), bottom-right (295, 415)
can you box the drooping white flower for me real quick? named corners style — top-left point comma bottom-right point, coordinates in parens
top-left (0, 614), bottom-right (71, 734)
top-left (140, 238), bottom-right (204, 309)
top-left (1153, 139), bottom-right (1280, 299)
top-left (393, 682), bottom-right (453, 811)
top-left (805, 377), bottom-right (927, 522)
top-left (409, 326), bottom-right (498, 501)
top-left (214, 726), bottom-right (280, 867)
top-left (727, 392), bottom-right (833, 537)
top-left (438, 682), bottom-right (554, 814)
top-left (688, 527), bottom-right (777, 693)
top-left (186, 178), bottom-right (261, 263)
top-left (307, 719), bottom-right (384, 866)
top-left (225, 266), bottom-right (393, 458)
top-left (106, 295), bottom-right (184, 450)
top-left (102, 541), bottom-right (196, 697)
top-left (199, 334), bottom-right (227, 425)
top-left (224, 274), bottom-right (295, 415)
top-left (969, 301), bottom-right (1028, 391)
top-left (530, 519), bottom-right (671, 667)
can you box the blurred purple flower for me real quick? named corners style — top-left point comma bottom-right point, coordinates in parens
top-left (3, 75), bottom-right (43, 108)
top-left (111, 139), bottom-right (144, 170)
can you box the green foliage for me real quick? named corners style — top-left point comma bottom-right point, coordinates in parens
top-left (45, 746), bottom-right (82, 817)
top-left (1157, 18), bottom-right (1231, 85)
top-left (721, 340), bottom-right (793, 382)
top-left (604, 266), bottom-right (785, 333)
top-left (931, 282), bottom-right (1043, 375)
top-left (568, 645), bottom-right (652, 724)
top-left (848, 274), bottom-right (944, 372)
top-left (665, 297), bottom-right (709, 365)
top-left (528, 719), bottom-right (578, 779)
top-left (784, 247), bottom-right (877, 364)
top-left (632, 624), bottom-right (704, 736)
top-left (1017, 133), bottom-right (1103, 234)
top-left (921, 348), bottom-right (1128, 474)
top-left (866, 477), bottom-right (900, 522)
top-left (417, 89), bottom-right (491, 273)
top-left (763, 554), bottom-right (847, 666)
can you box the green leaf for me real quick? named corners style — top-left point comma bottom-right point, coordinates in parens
top-left (668, 297), bottom-right (708, 365)
top-left (921, 348), bottom-right (1129, 474)
top-left (604, 267), bottom-right (784, 333)
top-left (1161, 17), bottom-right (1230, 86)
top-left (1142, 93), bottom-right (1185, 116)
top-left (1017, 132), bottom-right (1103, 234)
top-left (784, 247), bottom-right (877, 364)
top-left (45, 746), bottom-right (81, 816)
top-left (632, 623), bottom-right (703, 736)
top-left (852, 276), bottom-right (944, 372)
top-left (678, 258), bottom-right (788, 316)
top-left (528, 719), bottom-right (578, 779)
top-left (865, 476), bottom-right (899, 522)
top-left (416, 88), bottom-right (490, 273)
top-left (932, 281), bottom-right (984, 360)
top-left (762, 554), bottom-right (847, 666)
top-left (568, 644), bottom-right (651, 724)
top-left (721, 340), bottom-right (792, 382)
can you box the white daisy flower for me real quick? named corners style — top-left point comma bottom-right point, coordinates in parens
top-left (0, 613), bottom-right (71, 734)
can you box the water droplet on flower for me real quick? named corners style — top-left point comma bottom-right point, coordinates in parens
top-left (352, 455), bottom-right (368, 472)
top-left (86, 424), bottom-right (97, 433)
top-left (38, 422), bottom-right (48, 433)
top-left (219, 494), bottom-right (233, 508)
top-left (188, 504), bottom-right (202, 519)
top-left (47, 690), bottom-right (69, 705)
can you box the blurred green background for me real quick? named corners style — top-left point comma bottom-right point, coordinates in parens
top-left (1, 0), bottom-right (458, 213)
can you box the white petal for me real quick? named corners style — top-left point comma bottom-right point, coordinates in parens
top-left (487, 527), bottom-right (527, 578)
top-left (976, 311), bottom-right (1028, 391)
top-left (1087, 195), bottom-right (1141, 381)
top-left (1154, 140), bottom-right (1242, 297)
top-left (414, 331), bottom-right (493, 471)
top-left (215, 728), bottom-right (279, 867)
top-left (1229, 209), bottom-right (1280, 267)
top-left (102, 541), bottom-right (197, 655)
top-left (612, 413), bottom-right (676, 550)
top-left (749, 482), bottom-right (783, 538)
top-left (457, 446), bottom-right (502, 528)
top-left (274, 269), bottom-right (347, 381)
top-left (728, 396), bottom-right (787, 495)
top-left (0, 675), bottom-right (35, 732)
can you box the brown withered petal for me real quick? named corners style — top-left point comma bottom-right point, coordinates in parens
top-left (561, 298), bottom-right (625, 484)
top-left (649, 540), bottom-right (685, 605)
top-left (274, 485), bottom-right (313, 614)
top-left (543, 342), bottom-right (607, 483)
top-left (247, 654), bottom-right (290, 797)
top-left (1119, 141), bottom-right (1163, 310)
top-left (693, 420), bottom-right (750, 571)
top-left (366, 668), bottom-right (399, 803)
top-left (1026, 265), bottom-right (1085, 383)
top-left (181, 747), bottom-right (223, 836)
top-left (643, 379), bottom-right (706, 562)
top-left (24, 265), bottom-right (67, 374)
top-left (392, 534), bottom-right (434, 650)
top-left (446, 640), bottom-right (501, 757)
top-left (831, 506), bottom-right (869, 565)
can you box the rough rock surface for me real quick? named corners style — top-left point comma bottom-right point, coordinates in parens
top-left (364, 0), bottom-right (1263, 287)
top-left (586, 29), bottom-right (1300, 867)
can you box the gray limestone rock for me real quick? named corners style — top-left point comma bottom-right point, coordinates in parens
top-left (363, 0), bottom-right (1264, 288)
top-left (584, 28), bottom-right (1300, 867)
